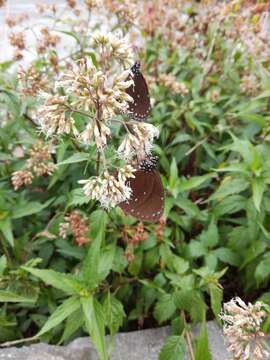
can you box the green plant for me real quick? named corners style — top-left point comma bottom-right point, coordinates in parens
top-left (1, 1), bottom-right (270, 359)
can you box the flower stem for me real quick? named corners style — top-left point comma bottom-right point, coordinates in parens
top-left (181, 311), bottom-right (195, 360)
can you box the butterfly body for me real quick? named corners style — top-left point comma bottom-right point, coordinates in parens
top-left (126, 61), bottom-right (151, 122)
top-left (119, 157), bottom-right (164, 223)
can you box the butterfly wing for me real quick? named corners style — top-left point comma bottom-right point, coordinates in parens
top-left (119, 170), bottom-right (164, 222)
top-left (126, 62), bottom-right (151, 122)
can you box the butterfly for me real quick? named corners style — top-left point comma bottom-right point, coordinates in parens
top-left (125, 61), bottom-right (151, 122)
top-left (119, 157), bottom-right (164, 222)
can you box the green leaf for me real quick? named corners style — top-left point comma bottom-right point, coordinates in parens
top-left (97, 244), bottom-right (116, 282)
top-left (57, 152), bottom-right (91, 165)
top-left (200, 220), bottom-right (219, 248)
top-left (12, 199), bottom-right (54, 219)
top-left (169, 158), bottom-right (178, 186)
top-left (214, 248), bottom-right (240, 266)
top-left (59, 309), bottom-right (84, 344)
top-left (173, 290), bottom-right (206, 322)
top-left (37, 296), bottom-right (81, 337)
top-left (84, 51), bottom-right (98, 67)
top-left (0, 60), bottom-right (14, 71)
top-left (214, 195), bottom-right (246, 216)
top-left (253, 90), bottom-right (270, 100)
top-left (81, 296), bottom-right (108, 360)
top-left (68, 188), bottom-right (89, 207)
top-left (154, 293), bottom-right (176, 323)
top-left (0, 290), bottom-right (37, 303)
top-left (252, 178), bottom-right (266, 212)
top-left (55, 30), bottom-right (82, 45)
top-left (195, 323), bottom-right (212, 360)
top-left (176, 196), bottom-right (203, 219)
top-left (159, 335), bottom-right (186, 360)
top-left (0, 218), bottom-right (14, 247)
top-left (240, 240), bottom-right (267, 269)
top-left (0, 255), bottom-right (7, 275)
top-left (188, 241), bottom-right (207, 258)
top-left (210, 177), bottom-right (249, 200)
top-left (82, 210), bottom-right (108, 288)
top-left (22, 267), bottom-right (82, 295)
top-left (237, 112), bottom-right (267, 127)
top-left (171, 256), bottom-right (189, 275)
top-left (209, 284), bottom-right (222, 318)
top-left (112, 247), bottom-right (128, 273)
top-left (255, 254), bottom-right (270, 284)
top-left (204, 253), bottom-right (217, 271)
top-left (103, 294), bottom-right (125, 335)
top-left (178, 174), bottom-right (214, 192)
top-left (128, 251), bottom-right (143, 276)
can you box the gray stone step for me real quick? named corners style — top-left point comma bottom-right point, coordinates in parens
top-left (0, 321), bottom-right (229, 360)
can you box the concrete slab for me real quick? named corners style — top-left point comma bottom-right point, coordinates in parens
top-left (0, 321), bottom-right (229, 360)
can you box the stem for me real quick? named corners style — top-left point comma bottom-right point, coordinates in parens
top-left (185, 137), bottom-right (208, 156)
top-left (111, 118), bottom-right (132, 134)
top-left (181, 311), bottom-right (195, 360)
top-left (65, 105), bottom-right (91, 119)
top-left (0, 336), bottom-right (38, 348)
top-left (96, 152), bottom-right (100, 174)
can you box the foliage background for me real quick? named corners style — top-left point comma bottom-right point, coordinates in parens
top-left (1, 0), bottom-right (270, 359)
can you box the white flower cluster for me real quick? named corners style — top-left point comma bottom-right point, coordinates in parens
top-left (61, 60), bottom-right (134, 121)
top-left (220, 297), bottom-right (269, 360)
top-left (79, 164), bottom-right (136, 208)
top-left (38, 93), bottom-right (77, 137)
top-left (80, 121), bottom-right (111, 149)
top-left (92, 32), bottom-right (134, 66)
top-left (117, 122), bottom-right (159, 160)
top-left (36, 31), bottom-right (160, 210)
top-left (37, 31), bottom-right (135, 150)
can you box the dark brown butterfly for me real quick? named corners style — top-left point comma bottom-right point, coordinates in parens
top-left (126, 61), bottom-right (151, 122)
top-left (119, 157), bottom-right (164, 222)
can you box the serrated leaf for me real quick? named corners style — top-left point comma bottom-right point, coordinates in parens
top-left (188, 241), bottom-right (207, 258)
top-left (0, 218), bottom-right (14, 247)
top-left (252, 178), bottom-right (266, 212)
top-left (82, 210), bottom-right (108, 288)
top-left (195, 323), bottom-right (212, 360)
top-left (255, 254), bottom-right (270, 284)
top-left (171, 256), bottom-right (189, 275)
top-left (68, 188), bottom-right (89, 207)
top-left (0, 255), bottom-right (7, 275)
top-left (214, 195), bottom-right (246, 216)
top-left (37, 296), bottom-right (81, 337)
top-left (81, 296), bottom-right (108, 360)
top-left (238, 112), bottom-right (267, 127)
top-left (103, 294), bottom-right (125, 335)
top-left (128, 251), bottom-right (143, 276)
top-left (176, 196), bottom-right (203, 219)
top-left (154, 293), bottom-right (176, 323)
top-left (178, 174), bottom-right (214, 192)
top-left (159, 335), bottom-right (186, 360)
top-left (58, 309), bottom-right (84, 344)
top-left (200, 220), bottom-right (219, 248)
top-left (0, 289), bottom-right (38, 303)
top-left (12, 199), bottom-right (54, 219)
top-left (210, 177), bottom-right (249, 200)
top-left (98, 244), bottom-right (116, 282)
top-left (173, 290), bottom-right (206, 322)
top-left (57, 152), bottom-right (90, 165)
top-left (209, 284), bottom-right (222, 318)
top-left (56, 30), bottom-right (82, 45)
top-left (214, 248), bottom-right (240, 266)
top-left (22, 267), bottom-right (83, 295)
top-left (169, 156), bottom-right (178, 181)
